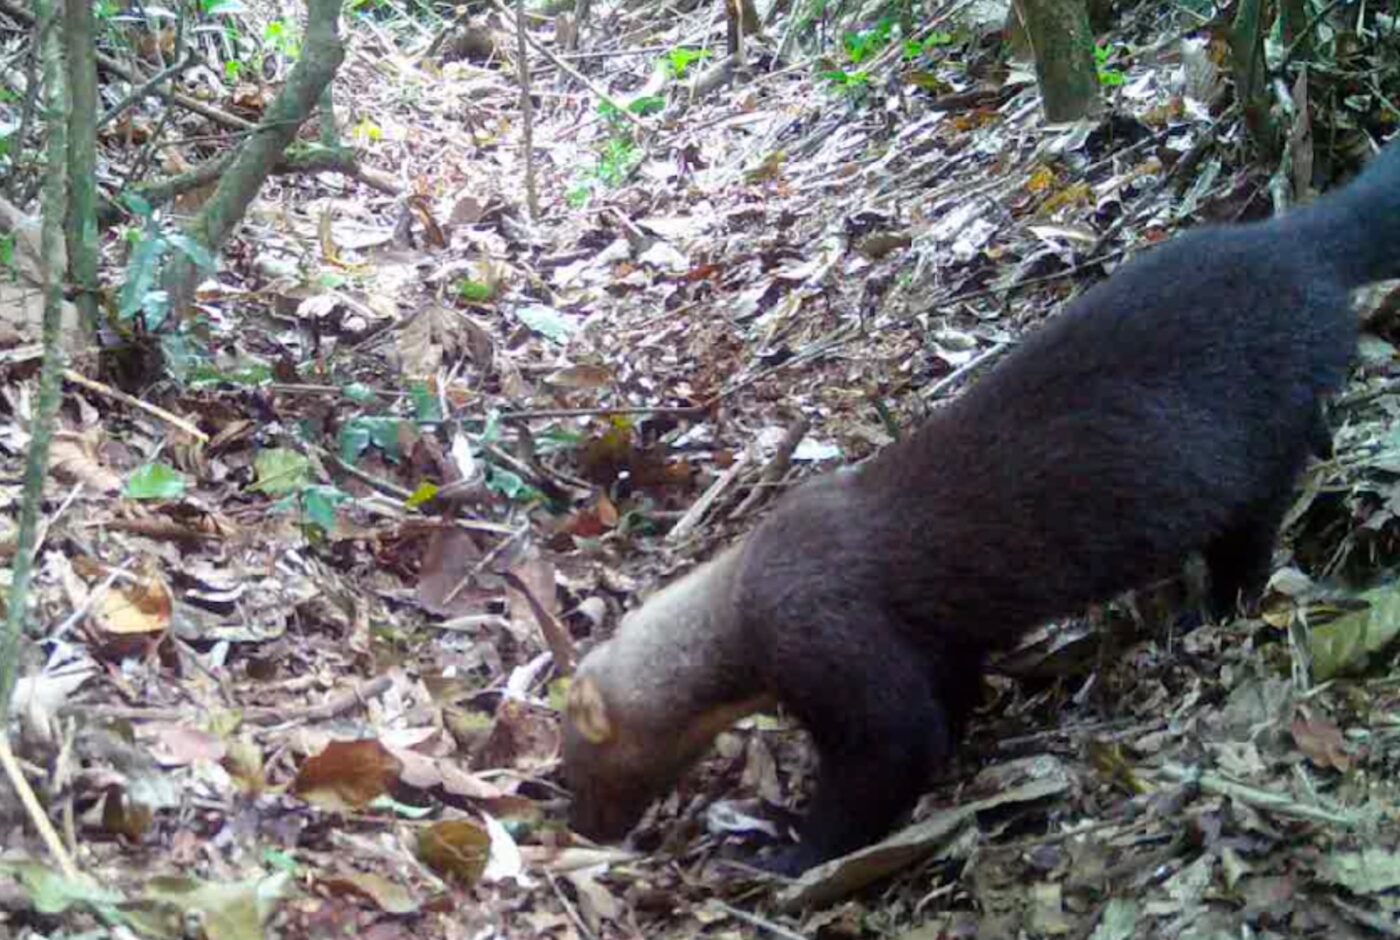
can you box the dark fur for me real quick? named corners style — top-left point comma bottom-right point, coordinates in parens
top-left (569, 143), bottom-right (1400, 872)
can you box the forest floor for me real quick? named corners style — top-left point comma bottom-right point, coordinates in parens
top-left (3, 0), bottom-right (1400, 937)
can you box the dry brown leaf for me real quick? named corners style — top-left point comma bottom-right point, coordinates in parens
top-left (293, 739), bottom-right (403, 811)
top-left (417, 819), bottom-right (490, 887)
top-left (1290, 716), bottom-right (1353, 772)
top-left (50, 431), bottom-right (122, 494)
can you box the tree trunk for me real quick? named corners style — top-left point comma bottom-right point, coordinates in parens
top-left (1014, 0), bottom-right (1100, 122)
top-left (162, 0), bottom-right (345, 314)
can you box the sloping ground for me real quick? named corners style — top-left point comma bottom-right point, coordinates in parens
top-left (3, 0), bottom-right (1400, 936)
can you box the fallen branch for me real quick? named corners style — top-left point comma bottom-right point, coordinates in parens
top-left (62, 368), bottom-right (208, 442)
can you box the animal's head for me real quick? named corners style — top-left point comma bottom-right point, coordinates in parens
top-left (561, 661), bottom-right (691, 841)
top-left (560, 550), bottom-right (766, 843)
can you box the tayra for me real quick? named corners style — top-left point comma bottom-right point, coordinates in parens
top-left (563, 142), bottom-right (1400, 873)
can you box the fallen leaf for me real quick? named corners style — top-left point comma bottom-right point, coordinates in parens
top-left (294, 739), bottom-right (402, 811)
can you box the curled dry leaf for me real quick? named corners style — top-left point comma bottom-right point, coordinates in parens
top-left (88, 569), bottom-right (174, 660)
top-left (417, 819), bottom-right (491, 887)
top-left (293, 739), bottom-right (403, 811)
top-left (1290, 716), bottom-right (1353, 772)
top-left (50, 431), bottom-right (122, 494)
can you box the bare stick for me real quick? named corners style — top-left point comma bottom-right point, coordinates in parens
top-left (513, 0), bottom-right (540, 219)
top-left (98, 53), bottom-right (198, 129)
top-left (499, 404), bottom-right (705, 420)
top-left (0, 739), bottom-right (80, 879)
top-left (709, 900), bottom-right (811, 940)
top-left (62, 368), bottom-right (209, 442)
top-left (919, 340), bottom-right (1013, 401)
top-left (730, 415), bottom-right (808, 519)
top-left (668, 451), bottom-right (749, 543)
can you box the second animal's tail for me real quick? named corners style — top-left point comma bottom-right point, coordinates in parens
top-left (1281, 140), bottom-right (1400, 288)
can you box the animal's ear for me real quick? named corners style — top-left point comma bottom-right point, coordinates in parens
top-left (567, 676), bottom-right (615, 744)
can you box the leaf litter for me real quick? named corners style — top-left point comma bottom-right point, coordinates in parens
top-left (4, 0), bottom-right (1400, 936)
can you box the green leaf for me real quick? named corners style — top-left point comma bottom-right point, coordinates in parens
top-left (514, 304), bottom-right (575, 343)
top-left (338, 422), bottom-right (372, 464)
top-left (122, 192), bottom-right (155, 219)
top-left (119, 231), bottom-right (169, 324)
top-left (342, 383), bottom-right (377, 405)
top-left (126, 463), bottom-right (186, 500)
top-left (143, 873), bottom-right (292, 940)
top-left (405, 481), bottom-right (439, 509)
top-left (166, 232), bottom-right (217, 272)
top-left (456, 279), bottom-right (494, 303)
top-left (261, 849), bottom-right (299, 874)
top-left (1309, 582), bottom-right (1400, 680)
top-left (1319, 848), bottom-right (1400, 894)
top-left (485, 465), bottom-right (541, 502)
top-left (251, 448), bottom-right (312, 496)
top-left (628, 95), bottom-right (666, 116)
top-left (300, 485), bottom-right (347, 533)
top-left (0, 861), bottom-right (123, 915)
top-left (408, 381), bottom-right (443, 422)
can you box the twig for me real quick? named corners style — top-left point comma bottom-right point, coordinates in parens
top-left (920, 340), bottom-right (1013, 401)
top-left (709, 900), bottom-right (810, 940)
top-left (0, 738), bottom-right (80, 879)
top-left (485, 0), bottom-right (649, 132)
top-left (62, 368), bottom-right (209, 442)
top-left (501, 570), bottom-right (577, 674)
top-left (317, 444), bottom-right (415, 500)
top-left (499, 404), bottom-right (706, 420)
top-left (922, 251), bottom-right (1125, 316)
top-left (1277, 0), bottom-right (1348, 71)
top-left (513, 0), bottom-right (539, 220)
top-left (97, 52), bottom-right (198, 129)
top-left (730, 416), bottom-right (809, 519)
top-left (1157, 764), bottom-right (1361, 827)
top-left (71, 676), bottom-right (394, 725)
top-left (2, 0), bottom-right (67, 728)
top-left (546, 872), bottom-right (601, 940)
top-left (667, 450), bottom-right (749, 543)
top-left (712, 324), bottom-right (857, 404)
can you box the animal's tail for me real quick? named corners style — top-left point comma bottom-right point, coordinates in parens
top-left (1282, 140), bottom-right (1400, 288)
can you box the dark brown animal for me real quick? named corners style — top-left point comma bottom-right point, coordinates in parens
top-left (564, 142), bottom-right (1400, 873)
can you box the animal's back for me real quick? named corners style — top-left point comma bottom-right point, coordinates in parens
top-left (845, 146), bottom-right (1400, 645)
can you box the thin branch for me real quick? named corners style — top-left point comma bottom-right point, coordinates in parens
top-left (514, 0), bottom-right (539, 220)
top-left (485, 0), bottom-right (649, 132)
top-left (97, 52), bottom-right (198, 129)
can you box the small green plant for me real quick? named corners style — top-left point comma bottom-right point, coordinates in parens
top-left (455, 279), bottom-right (494, 303)
top-left (263, 18), bottom-right (301, 59)
top-left (565, 184), bottom-right (590, 208)
top-left (224, 59), bottom-right (243, 82)
top-left (661, 46), bottom-right (710, 79)
top-left (902, 30), bottom-right (953, 59)
top-left (821, 67), bottom-right (872, 97)
top-left (118, 196), bottom-right (215, 335)
top-left (595, 137), bottom-right (639, 186)
top-left (1095, 44), bottom-right (1125, 87)
top-left (115, 195), bottom-right (219, 384)
top-left (92, 0), bottom-right (121, 19)
top-left (0, 233), bottom-right (15, 280)
top-left (842, 17), bottom-right (895, 65)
